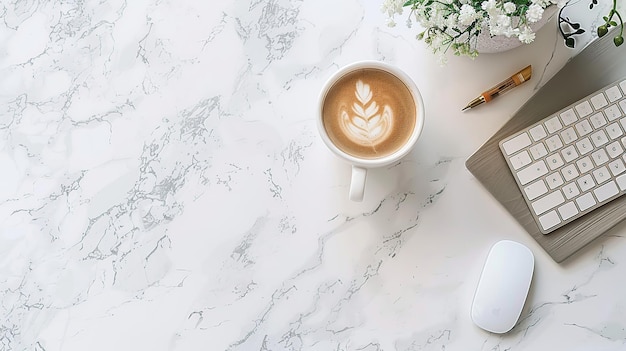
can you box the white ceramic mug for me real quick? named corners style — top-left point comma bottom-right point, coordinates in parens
top-left (317, 61), bottom-right (425, 201)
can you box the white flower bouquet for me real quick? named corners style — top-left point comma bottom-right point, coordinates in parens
top-left (382, 0), bottom-right (624, 61)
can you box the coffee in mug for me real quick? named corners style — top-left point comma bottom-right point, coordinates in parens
top-left (321, 68), bottom-right (417, 160)
top-left (317, 61), bottom-right (425, 202)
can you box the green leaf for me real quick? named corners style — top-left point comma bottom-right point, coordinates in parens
top-left (610, 21), bottom-right (618, 26)
top-left (403, 0), bottom-right (414, 6)
top-left (565, 37), bottom-right (575, 48)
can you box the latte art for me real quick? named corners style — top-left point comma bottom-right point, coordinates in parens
top-left (339, 80), bottom-right (394, 146)
top-left (322, 68), bottom-right (417, 159)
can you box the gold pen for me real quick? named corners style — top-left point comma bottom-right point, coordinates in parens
top-left (462, 65), bottom-right (532, 111)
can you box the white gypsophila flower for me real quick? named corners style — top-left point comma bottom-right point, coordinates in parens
top-left (421, 4), bottom-right (437, 25)
top-left (413, 5), bottom-right (427, 21)
top-left (458, 4), bottom-right (478, 26)
top-left (503, 2), bottom-right (516, 14)
top-left (446, 13), bottom-right (460, 28)
top-left (503, 26), bottom-right (519, 37)
top-left (481, 0), bottom-right (498, 14)
top-left (496, 14), bottom-right (511, 27)
top-left (429, 31), bottom-right (448, 52)
top-left (486, 12), bottom-right (511, 36)
top-left (417, 11), bottom-right (432, 27)
top-left (432, 6), bottom-right (448, 28)
top-left (526, 4), bottom-right (544, 22)
top-left (381, 0), bottom-right (404, 17)
top-left (487, 17), bottom-right (505, 36)
top-left (489, 25), bottom-right (504, 36)
top-left (518, 27), bottom-right (536, 43)
top-left (381, 0), bottom-right (404, 27)
top-left (411, 6), bottom-right (428, 28)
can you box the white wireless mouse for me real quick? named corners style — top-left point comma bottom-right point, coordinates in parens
top-left (471, 240), bottom-right (534, 334)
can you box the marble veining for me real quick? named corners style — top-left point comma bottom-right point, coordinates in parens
top-left (1, 0), bottom-right (626, 350)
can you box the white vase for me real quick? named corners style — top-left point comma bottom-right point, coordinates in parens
top-left (474, 6), bottom-right (558, 53)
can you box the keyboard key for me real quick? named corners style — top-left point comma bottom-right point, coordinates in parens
top-left (620, 79), bottom-right (626, 94)
top-left (617, 173), bottom-right (626, 190)
top-left (592, 166), bottom-right (610, 184)
top-left (591, 149), bottom-right (609, 166)
top-left (529, 125), bottom-right (548, 141)
top-left (620, 100), bottom-right (626, 115)
top-left (606, 86), bottom-right (623, 102)
top-left (590, 112), bottom-right (607, 128)
top-left (561, 145), bottom-right (579, 163)
top-left (562, 182), bottom-right (580, 199)
top-left (546, 135), bottom-right (563, 152)
top-left (546, 153), bottom-right (564, 170)
top-left (575, 100), bottom-right (593, 117)
top-left (546, 172), bottom-right (564, 189)
top-left (524, 179), bottom-right (548, 200)
top-left (539, 210), bottom-right (561, 231)
top-left (576, 156), bottom-right (594, 174)
top-left (510, 150), bottom-right (532, 170)
top-left (620, 117), bottom-right (626, 133)
top-left (545, 116), bottom-right (563, 134)
top-left (590, 93), bottom-right (608, 110)
top-left (532, 190), bottom-right (565, 215)
top-left (590, 130), bottom-right (609, 147)
top-left (502, 132), bottom-right (532, 155)
top-left (594, 180), bottom-right (618, 202)
top-left (577, 174), bottom-right (596, 192)
top-left (576, 192), bottom-right (597, 211)
top-left (558, 201), bottom-right (579, 220)
top-left (609, 158), bottom-right (626, 176)
top-left (606, 140), bottom-right (624, 158)
top-left (575, 120), bottom-right (593, 136)
top-left (561, 164), bottom-right (579, 182)
top-left (517, 160), bottom-right (549, 185)
top-left (605, 104), bottom-right (623, 121)
top-left (529, 143), bottom-right (548, 160)
top-left (606, 123), bottom-right (624, 140)
top-left (560, 109), bottom-right (578, 125)
top-left (560, 127), bottom-right (578, 144)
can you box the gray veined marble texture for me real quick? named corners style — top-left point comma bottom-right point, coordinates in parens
top-left (2, 0), bottom-right (626, 350)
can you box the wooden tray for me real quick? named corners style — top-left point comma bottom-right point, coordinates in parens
top-left (466, 33), bottom-right (626, 263)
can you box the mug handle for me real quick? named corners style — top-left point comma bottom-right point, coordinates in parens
top-left (349, 166), bottom-right (367, 202)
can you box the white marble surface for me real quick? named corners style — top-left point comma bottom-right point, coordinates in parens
top-left (2, 0), bottom-right (626, 350)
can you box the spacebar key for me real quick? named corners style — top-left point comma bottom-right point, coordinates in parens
top-left (516, 160), bottom-right (549, 185)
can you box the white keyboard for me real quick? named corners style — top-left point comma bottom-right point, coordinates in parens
top-left (499, 77), bottom-right (626, 234)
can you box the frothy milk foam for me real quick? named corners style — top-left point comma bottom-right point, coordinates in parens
top-left (322, 68), bottom-right (417, 159)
